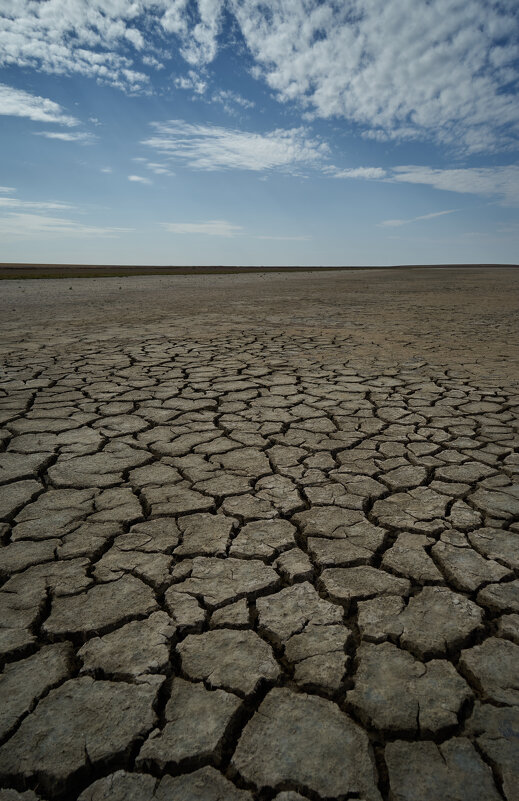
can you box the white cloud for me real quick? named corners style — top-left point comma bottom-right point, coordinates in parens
top-left (143, 120), bottom-right (328, 172)
top-left (0, 189), bottom-right (130, 240)
top-left (101, 167), bottom-right (113, 173)
top-left (0, 186), bottom-right (15, 193)
top-left (146, 162), bottom-right (174, 176)
top-left (255, 234), bottom-right (311, 241)
top-left (330, 166), bottom-right (387, 180)
top-left (0, 2), bottom-right (149, 91)
top-left (128, 174), bottom-right (152, 184)
top-left (0, 0), bottom-right (220, 91)
top-left (231, 0), bottom-right (519, 152)
top-left (162, 220), bottom-right (313, 239)
top-left (0, 212), bottom-right (131, 239)
top-left (161, 0), bottom-right (223, 66)
top-left (34, 131), bottom-right (96, 143)
top-left (142, 55), bottom-right (164, 70)
top-left (2, 1), bottom-right (518, 152)
top-left (174, 70), bottom-right (208, 95)
top-left (379, 210), bottom-right (458, 227)
top-left (0, 84), bottom-right (78, 125)
top-left (133, 157), bottom-right (175, 176)
top-left (332, 162), bottom-right (519, 205)
top-left (210, 89), bottom-right (255, 114)
top-left (391, 165), bottom-right (519, 205)
top-left (162, 219), bottom-right (242, 237)
top-left (0, 197), bottom-right (73, 211)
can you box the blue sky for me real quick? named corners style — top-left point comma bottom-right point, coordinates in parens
top-left (1, 0), bottom-right (518, 266)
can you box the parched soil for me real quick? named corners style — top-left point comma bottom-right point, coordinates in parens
top-left (0, 267), bottom-right (518, 801)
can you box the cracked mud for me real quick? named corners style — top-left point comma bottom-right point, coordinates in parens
top-left (0, 267), bottom-right (518, 801)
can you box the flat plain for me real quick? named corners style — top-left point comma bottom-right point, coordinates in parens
top-left (0, 266), bottom-right (518, 801)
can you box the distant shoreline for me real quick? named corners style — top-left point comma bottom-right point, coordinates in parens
top-left (0, 263), bottom-right (517, 279)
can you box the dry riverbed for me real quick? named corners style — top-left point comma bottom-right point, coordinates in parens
top-left (0, 267), bottom-right (518, 801)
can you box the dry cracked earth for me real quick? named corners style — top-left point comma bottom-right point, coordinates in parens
top-left (0, 267), bottom-right (518, 801)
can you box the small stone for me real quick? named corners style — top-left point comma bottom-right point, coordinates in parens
top-left (178, 629), bottom-right (280, 696)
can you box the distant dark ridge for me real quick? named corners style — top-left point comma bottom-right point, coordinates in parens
top-left (0, 263), bottom-right (517, 279)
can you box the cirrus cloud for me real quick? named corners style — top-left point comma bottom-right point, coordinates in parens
top-left (0, 84), bottom-right (78, 126)
top-left (128, 174), bottom-right (152, 184)
top-left (333, 163), bottom-right (519, 205)
top-left (143, 119), bottom-right (328, 172)
top-left (162, 220), bottom-right (243, 237)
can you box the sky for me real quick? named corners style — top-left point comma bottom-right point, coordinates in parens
top-left (0, 0), bottom-right (518, 266)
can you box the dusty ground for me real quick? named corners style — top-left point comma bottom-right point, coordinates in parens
top-left (0, 267), bottom-right (518, 801)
